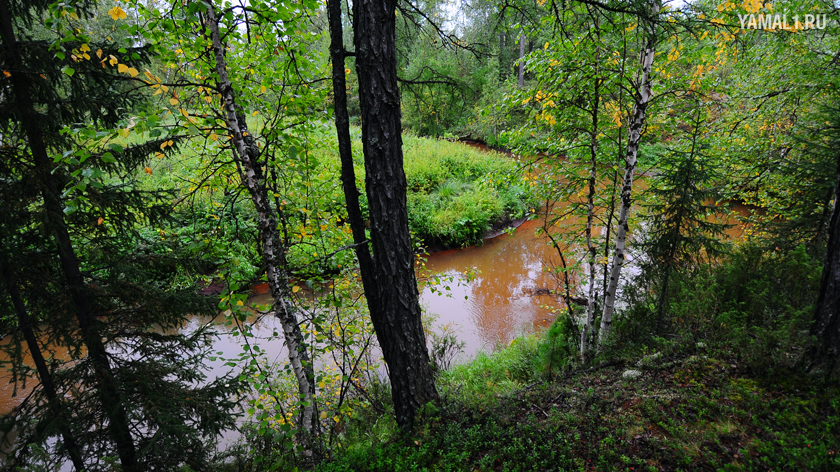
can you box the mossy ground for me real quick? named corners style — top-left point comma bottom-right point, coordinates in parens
top-left (318, 344), bottom-right (840, 472)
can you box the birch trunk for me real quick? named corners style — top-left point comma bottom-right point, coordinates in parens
top-left (598, 2), bottom-right (659, 347)
top-left (580, 80), bottom-right (600, 362)
top-left (205, 6), bottom-right (317, 441)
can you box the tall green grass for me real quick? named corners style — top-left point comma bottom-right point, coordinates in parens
top-left (402, 136), bottom-right (536, 247)
top-left (313, 132), bottom-right (537, 248)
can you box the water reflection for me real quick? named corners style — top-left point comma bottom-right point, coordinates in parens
top-left (420, 218), bottom-right (563, 358)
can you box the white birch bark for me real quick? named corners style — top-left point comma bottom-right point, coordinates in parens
top-left (205, 6), bottom-right (317, 439)
top-left (580, 83), bottom-right (599, 361)
top-left (598, 1), bottom-right (660, 348)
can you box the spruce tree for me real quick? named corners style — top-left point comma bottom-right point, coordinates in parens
top-left (639, 100), bottom-right (730, 334)
top-left (0, 0), bottom-right (239, 469)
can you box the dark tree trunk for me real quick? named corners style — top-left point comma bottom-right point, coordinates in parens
top-left (1, 260), bottom-right (86, 471)
top-left (809, 166), bottom-right (840, 375)
top-left (327, 0), bottom-right (377, 301)
top-left (0, 3), bottom-right (138, 468)
top-left (351, 0), bottom-right (439, 428)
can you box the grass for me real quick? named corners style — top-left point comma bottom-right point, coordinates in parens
top-left (312, 131), bottom-right (538, 249)
top-left (401, 136), bottom-right (537, 248)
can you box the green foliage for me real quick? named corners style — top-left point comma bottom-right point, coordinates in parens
top-left (402, 137), bottom-right (536, 247)
top-left (438, 335), bottom-right (541, 408)
top-left (614, 243), bottom-right (820, 372)
top-left (536, 315), bottom-right (577, 378)
top-left (312, 132), bottom-right (536, 249)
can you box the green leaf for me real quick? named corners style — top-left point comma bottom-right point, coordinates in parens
top-left (61, 66), bottom-right (75, 77)
top-left (101, 152), bottom-right (117, 163)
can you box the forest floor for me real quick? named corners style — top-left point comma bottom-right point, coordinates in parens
top-left (317, 345), bottom-right (840, 471)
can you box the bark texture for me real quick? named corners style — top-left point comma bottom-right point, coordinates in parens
top-left (205, 6), bottom-right (317, 440)
top-left (352, 0), bottom-right (439, 428)
top-left (327, 0), bottom-right (377, 301)
top-left (0, 3), bottom-right (138, 468)
top-left (598, 1), bottom-right (660, 348)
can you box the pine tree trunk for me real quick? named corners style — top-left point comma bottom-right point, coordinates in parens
top-left (205, 6), bottom-right (318, 442)
top-left (352, 0), bottom-right (439, 429)
top-left (598, 2), bottom-right (660, 348)
top-left (809, 166), bottom-right (840, 375)
top-left (0, 4), bottom-right (138, 468)
top-left (1, 261), bottom-right (86, 471)
top-left (327, 0), bottom-right (387, 330)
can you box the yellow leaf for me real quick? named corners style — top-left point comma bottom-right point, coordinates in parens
top-left (2, 71), bottom-right (10, 77)
top-left (260, 85), bottom-right (267, 93)
top-left (292, 286), bottom-right (300, 293)
top-left (118, 128), bottom-right (129, 138)
top-left (236, 300), bottom-right (244, 306)
top-left (318, 381), bottom-right (325, 388)
top-left (97, 217), bottom-right (104, 225)
top-left (117, 63), bottom-right (128, 73)
top-left (320, 412), bottom-right (327, 419)
top-left (155, 152), bottom-right (165, 159)
top-left (108, 6), bottom-right (127, 20)
top-left (160, 141), bottom-right (169, 150)
top-left (80, 43), bottom-right (90, 53)
top-left (144, 166), bottom-right (152, 175)
top-left (109, 55), bottom-right (118, 66)
top-left (252, 111), bottom-right (259, 116)
top-left (209, 133), bottom-right (218, 141)
top-left (169, 97), bottom-right (179, 106)
top-left (96, 49), bottom-right (103, 59)
top-left (180, 109), bottom-right (189, 117)
top-left (203, 95), bottom-right (213, 103)
top-left (126, 67), bottom-right (138, 77)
